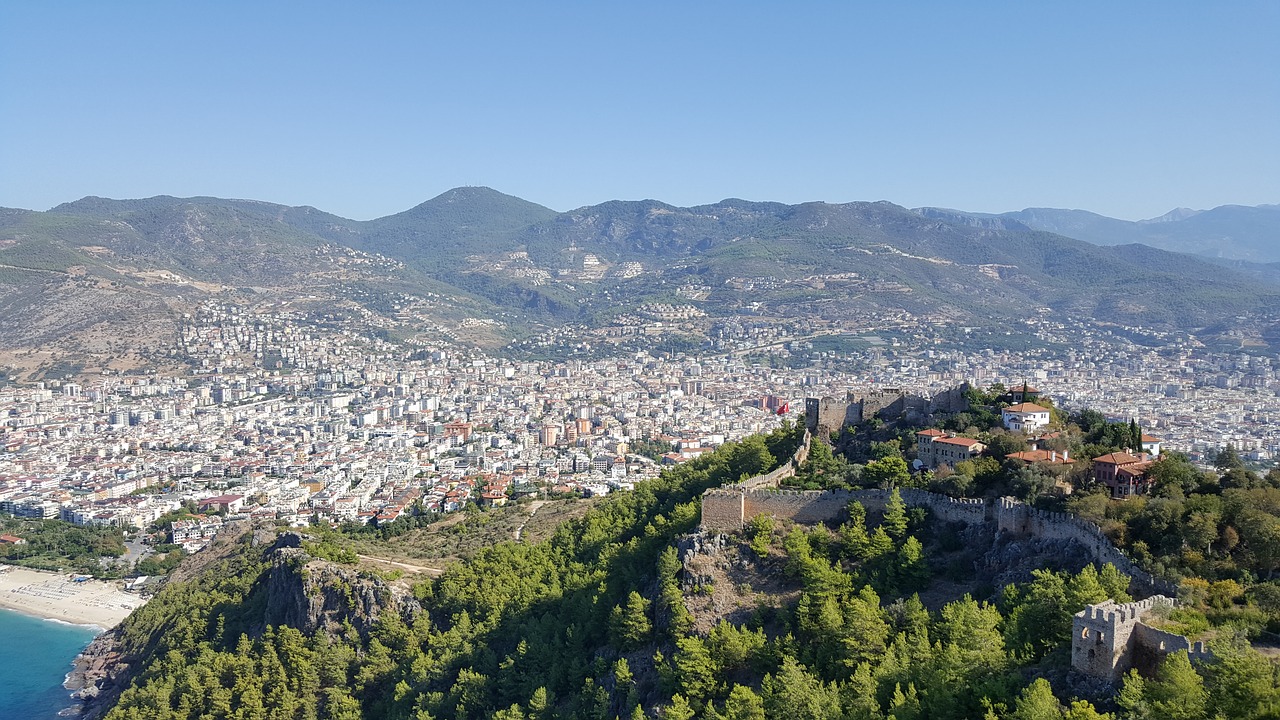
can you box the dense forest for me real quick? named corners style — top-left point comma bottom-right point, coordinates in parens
top-left (90, 423), bottom-right (1280, 719)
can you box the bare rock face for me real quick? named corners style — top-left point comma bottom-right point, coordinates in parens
top-left (261, 533), bottom-right (421, 636)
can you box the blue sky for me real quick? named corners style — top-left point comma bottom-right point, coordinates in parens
top-left (1, 2), bottom-right (1276, 220)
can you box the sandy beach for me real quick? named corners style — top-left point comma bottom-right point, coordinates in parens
top-left (0, 565), bottom-right (146, 628)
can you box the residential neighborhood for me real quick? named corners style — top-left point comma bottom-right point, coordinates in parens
top-left (4, 301), bottom-right (1280, 557)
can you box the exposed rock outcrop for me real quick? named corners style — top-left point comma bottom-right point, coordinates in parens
top-left (67, 522), bottom-right (418, 718)
top-left (260, 533), bottom-right (421, 637)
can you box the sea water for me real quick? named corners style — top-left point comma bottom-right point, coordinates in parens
top-left (0, 609), bottom-right (100, 720)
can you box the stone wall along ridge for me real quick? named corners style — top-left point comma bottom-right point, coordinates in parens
top-left (700, 439), bottom-right (1175, 596)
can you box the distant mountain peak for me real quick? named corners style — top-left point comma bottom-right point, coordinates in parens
top-left (436, 186), bottom-right (504, 201)
top-left (393, 187), bottom-right (556, 219)
top-left (1138, 207), bottom-right (1203, 224)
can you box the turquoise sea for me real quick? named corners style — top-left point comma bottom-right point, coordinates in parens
top-left (0, 609), bottom-right (99, 720)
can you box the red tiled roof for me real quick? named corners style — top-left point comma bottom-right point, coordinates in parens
top-left (1117, 462), bottom-right (1154, 479)
top-left (1007, 450), bottom-right (1073, 464)
top-left (934, 436), bottom-right (984, 448)
top-left (1005, 403), bottom-right (1051, 413)
top-left (1093, 452), bottom-right (1143, 465)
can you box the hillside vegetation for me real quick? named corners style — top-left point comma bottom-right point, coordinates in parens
top-left (87, 429), bottom-right (1280, 720)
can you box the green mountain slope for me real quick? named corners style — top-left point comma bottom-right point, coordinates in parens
top-left (1, 190), bottom-right (1279, 370)
top-left (354, 186), bottom-right (560, 270)
top-left (502, 197), bottom-right (1279, 329)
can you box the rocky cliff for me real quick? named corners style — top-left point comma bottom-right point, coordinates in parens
top-left (68, 522), bottom-right (419, 718)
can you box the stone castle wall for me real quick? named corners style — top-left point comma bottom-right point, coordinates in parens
top-left (1133, 623), bottom-right (1210, 663)
top-left (805, 384), bottom-right (972, 436)
top-left (993, 498), bottom-right (1175, 597)
top-left (743, 489), bottom-right (862, 526)
top-left (806, 396), bottom-right (862, 436)
top-left (1072, 596), bottom-right (1210, 683)
top-left (704, 429), bottom-right (815, 521)
top-left (701, 464), bottom-right (1174, 596)
top-left (700, 490), bottom-right (744, 532)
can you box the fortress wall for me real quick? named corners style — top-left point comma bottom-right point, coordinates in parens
top-left (704, 486), bottom-right (1173, 596)
top-left (835, 488), bottom-right (988, 525)
top-left (701, 418), bottom-right (1174, 597)
top-left (792, 434), bottom-right (810, 467)
top-left (1133, 623), bottom-right (1196, 657)
top-left (995, 498), bottom-right (1176, 596)
top-left (928, 384), bottom-right (971, 414)
top-left (743, 489), bottom-right (859, 526)
top-left (702, 430), bottom-right (813, 531)
top-left (740, 463), bottom-right (794, 490)
top-left (700, 490), bottom-right (744, 533)
top-left (732, 488), bottom-right (987, 530)
top-left (807, 397), bottom-right (861, 435)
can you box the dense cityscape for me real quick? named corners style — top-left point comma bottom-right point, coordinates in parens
top-left (4, 297), bottom-right (1278, 553)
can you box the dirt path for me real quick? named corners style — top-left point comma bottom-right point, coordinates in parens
top-left (357, 554), bottom-right (445, 577)
top-left (514, 500), bottom-right (548, 542)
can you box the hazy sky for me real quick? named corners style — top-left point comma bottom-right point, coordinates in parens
top-left (2, 2), bottom-right (1276, 220)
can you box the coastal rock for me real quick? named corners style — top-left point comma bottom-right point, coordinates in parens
top-left (65, 627), bottom-right (131, 714)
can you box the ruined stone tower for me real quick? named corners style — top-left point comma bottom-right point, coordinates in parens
top-left (1072, 596), bottom-right (1210, 683)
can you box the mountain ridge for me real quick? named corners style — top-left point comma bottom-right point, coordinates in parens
top-left (3, 187), bottom-right (1280, 379)
top-left (915, 202), bottom-right (1280, 262)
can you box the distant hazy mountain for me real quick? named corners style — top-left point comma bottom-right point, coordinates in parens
top-left (4, 188), bottom-right (1280, 375)
top-left (914, 203), bottom-right (1280, 262)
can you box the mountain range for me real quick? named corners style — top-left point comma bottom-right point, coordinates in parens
top-left (1, 188), bottom-right (1279, 379)
top-left (914, 203), bottom-right (1280, 263)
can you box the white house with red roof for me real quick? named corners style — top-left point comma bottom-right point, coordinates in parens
top-left (1140, 434), bottom-right (1163, 457)
top-left (1002, 403), bottom-right (1052, 433)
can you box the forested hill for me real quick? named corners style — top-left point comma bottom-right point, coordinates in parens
top-left (81, 427), bottom-right (1280, 720)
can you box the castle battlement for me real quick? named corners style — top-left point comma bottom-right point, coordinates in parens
top-left (1071, 595), bottom-right (1209, 683)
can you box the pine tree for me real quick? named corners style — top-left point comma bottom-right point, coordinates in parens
top-left (1146, 651), bottom-right (1208, 720)
top-left (527, 687), bottom-right (551, 720)
top-left (661, 695), bottom-right (696, 720)
top-left (894, 536), bottom-right (929, 592)
top-left (1116, 669), bottom-right (1149, 720)
top-left (1097, 563), bottom-right (1132, 602)
top-left (1065, 565), bottom-right (1110, 611)
top-left (1012, 678), bottom-right (1062, 720)
top-left (887, 683), bottom-right (922, 720)
top-left (722, 684), bottom-right (766, 720)
top-left (1206, 636), bottom-right (1280, 720)
top-left (610, 591), bottom-right (653, 649)
top-left (841, 585), bottom-right (889, 668)
top-left (842, 663), bottom-right (882, 720)
top-left (882, 489), bottom-right (909, 540)
top-left (761, 657), bottom-right (842, 720)
top-left (840, 503), bottom-right (872, 561)
top-left (672, 636), bottom-right (718, 706)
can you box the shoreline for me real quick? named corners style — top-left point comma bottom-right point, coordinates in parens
top-left (0, 565), bottom-right (146, 628)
